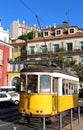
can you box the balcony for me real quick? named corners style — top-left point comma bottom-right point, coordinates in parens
top-left (8, 48), bottom-right (83, 64)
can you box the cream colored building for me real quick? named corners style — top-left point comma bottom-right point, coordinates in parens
top-left (27, 21), bottom-right (83, 63)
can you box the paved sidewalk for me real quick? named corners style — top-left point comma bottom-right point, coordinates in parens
top-left (64, 116), bottom-right (83, 130)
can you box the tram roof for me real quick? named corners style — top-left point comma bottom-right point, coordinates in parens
top-left (20, 65), bottom-right (78, 78)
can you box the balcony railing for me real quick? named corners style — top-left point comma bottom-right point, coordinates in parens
top-left (8, 49), bottom-right (83, 64)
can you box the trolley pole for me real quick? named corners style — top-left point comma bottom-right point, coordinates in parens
top-left (42, 117), bottom-right (46, 130)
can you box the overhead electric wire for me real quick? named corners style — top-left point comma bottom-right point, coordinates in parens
top-left (18, 0), bottom-right (36, 17)
top-left (18, 0), bottom-right (42, 29)
top-left (18, 0), bottom-right (48, 51)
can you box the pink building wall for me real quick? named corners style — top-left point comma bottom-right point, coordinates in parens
top-left (0, 41), bottom-right (12, 86)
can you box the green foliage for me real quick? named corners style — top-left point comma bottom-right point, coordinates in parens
top-left (51, 53), bottom-right (66, 68)
top-left (18, 34), bottom-right (28, 40)
top-left (72, 62), bottom-right (83, 82)
top-left (18, 31), bottom-right (42, 40)
top-left (51, 53), bottom-right (83, 83)
top-left (27, 31), bottom-right (33, 39)
top-left (64, 59), bottom-right (77, 68)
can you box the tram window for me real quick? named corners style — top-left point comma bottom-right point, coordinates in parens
top-left (20, 74), bottom-right (26, 91)
top-left (68, 81), bottom-right (71, 95)
top-left (27, 75), bottom-right (38, 93)
top-left (74, 84), bottom-right (78, 94)
top-left (52, 78), bottom-right (58, 93)
top-left (40, 75), bottom-right (51, 93)
top-left (62, 79), bottom-right (65, 95)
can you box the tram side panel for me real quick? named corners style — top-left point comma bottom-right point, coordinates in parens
top-left (58, 95), bottom-right (78, 112)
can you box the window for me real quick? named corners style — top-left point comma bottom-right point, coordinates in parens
top-left (15, 64), bottom-right (18, 71)
top-left (20, 64), bottom-right (24, 70)
top-left (30, 46), bottom-right (35, 54)
top-left (0, 50), bottom-right (3, 65)
top-left (0, 94), bottom-right (7, 98)
top-left (40, 75), bottom-right (51, 93)
top-left (41, 45), bottom-right (47, 54)
top-left (13, 47), bottom-right (18, 52)
top-left (80, 42), bottom-right (83, 50)
top-left (67, 56), bottom-right (73, 61)
top-left (52, 78), bottom-right (58, 93)
top-left (9, 64), bottom-right (13, 71)
top-left (53, 44), bottom-right (59, 52)
top-left (44, 31), bottom-right (48, 36)
top-left (62, 79), bottom-right (78, 95)
top-left (69, 28), bottom-right (74, 34)
top-left (28, 75), bottom-right (38, 93)
top-left (20, 74), bottom-right (26, 91)
top-left (20, 74), bottom-right (38, 93)
top-left (67, 43), bottom-right (73, 51)
top-left (80, 56), bottom-right (83, 62)
top-left (56, 29), bottom-right (61, 35)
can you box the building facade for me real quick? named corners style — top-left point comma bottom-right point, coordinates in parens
top-left (0, 40), bottom-right (13, 86)
top-left (0, 24), bottom-right (9, 43)
top-left (9, 19), bottom-right (40, 40)
top-left (7, 40), bottom-right (26, 87)
top-left (26, 21), bottom-right (83, 63)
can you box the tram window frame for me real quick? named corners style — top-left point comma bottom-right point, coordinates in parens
top-left (40, 75), bottom-right (51, 93)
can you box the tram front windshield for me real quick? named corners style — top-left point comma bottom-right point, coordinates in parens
top-left (40, 75), bottom-right (51, 93)
top-left (21, 74), bottom-right (51, 93)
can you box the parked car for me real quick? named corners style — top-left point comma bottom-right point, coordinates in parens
top-left (0, 92), bottom-right (11, 106)
top-left (8, 92), bottom-right (19, 105)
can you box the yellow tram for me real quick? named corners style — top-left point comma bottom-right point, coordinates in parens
top-left (19, 64), bottom-right (79, 118)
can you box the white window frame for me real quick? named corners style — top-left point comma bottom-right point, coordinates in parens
top-left (68, 28), bottom-right (74, 34)
top-left (55, 29), bottom-right (62, 36)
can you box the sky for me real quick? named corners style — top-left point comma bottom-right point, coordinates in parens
top-left (0, 0), bottom-right (83, 30)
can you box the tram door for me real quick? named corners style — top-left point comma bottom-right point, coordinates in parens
top-left (52, 78), bottom-right (58, 113)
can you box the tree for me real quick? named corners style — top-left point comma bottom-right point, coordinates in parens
top-left (72, 62), bottom-right (83, 82)
top-left (51, 53), bottom-right (83, 83)
top-left (18, 34), bottom-right (28, 41)
top-left (51, 53), bottom-right (66, 69)
top-left (18, 31), bottom-right (42, 40)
